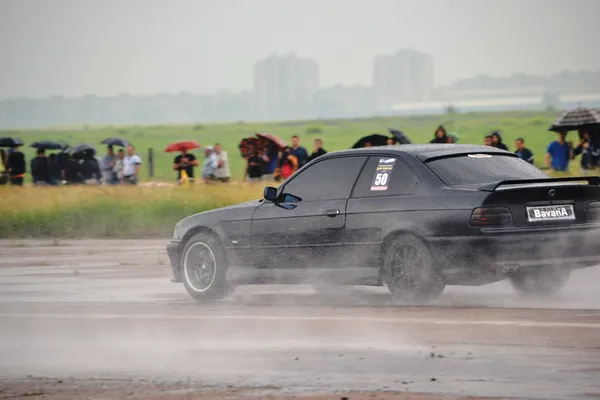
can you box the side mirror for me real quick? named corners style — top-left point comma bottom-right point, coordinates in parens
top-left (263, 186), bottom-right (278, 202)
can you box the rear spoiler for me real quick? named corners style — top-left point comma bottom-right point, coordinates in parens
top-left (479, 176), bottom-right (600, 192)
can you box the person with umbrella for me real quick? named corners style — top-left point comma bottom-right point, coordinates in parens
top-left (572, 128), bottom-right (598, 172)
top-left (80, 149), bottom-right (102, 184)
top-left (173, 147), bottom-right (199, 184)
top-left (30, 148), bottom-right (53, 185)
top-left (6, 145), bottom-right (26, 186)
top-left (101, 145), bottom-right (117, 184)
top-left (100, 138), bottom-right (128, 184)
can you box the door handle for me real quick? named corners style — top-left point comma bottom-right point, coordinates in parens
top-left (325, 209), bottom-right (340, 218)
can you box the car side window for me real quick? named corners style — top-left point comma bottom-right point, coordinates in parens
top-left (282, 156), bottom-right (368, 202)
top-left (351, 156), bottom-right (419, 198)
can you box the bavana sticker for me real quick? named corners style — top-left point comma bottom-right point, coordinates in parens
top-left (468, 154), bottom-right (492, 159)
top-left (370, 158), bottom-right (396, 191)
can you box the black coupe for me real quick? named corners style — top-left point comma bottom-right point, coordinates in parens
top-left (167, 144), bottom-right (600, 303)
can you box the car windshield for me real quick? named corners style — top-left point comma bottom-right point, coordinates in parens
top-left (426, 154), bottom-right (549, 187)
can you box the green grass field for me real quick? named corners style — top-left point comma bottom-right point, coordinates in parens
top-left (2, 110), bottom-right (589, 181)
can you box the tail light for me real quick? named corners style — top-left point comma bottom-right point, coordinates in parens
top-left (470, 207), bottom-right (513, 227)
top-left (586, 201), bottom-right (600, 222)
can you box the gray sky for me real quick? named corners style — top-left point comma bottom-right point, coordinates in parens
top-left (1, 0), bottom-right (599, 99)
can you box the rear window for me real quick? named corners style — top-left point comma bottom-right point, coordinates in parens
top-left (426, 154), bottom-right (549, 187)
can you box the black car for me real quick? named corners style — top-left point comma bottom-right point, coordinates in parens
top-left (167, 144), bottom-right (600, 303)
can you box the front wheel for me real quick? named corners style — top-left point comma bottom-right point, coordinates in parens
top-left (382, 234), bottom-right (445, 305)
top-left (509, 267), bottom-right (570, 297)
top-left (180, 233), bottom-right (235, 302)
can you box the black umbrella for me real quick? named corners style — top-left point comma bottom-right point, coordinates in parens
top-left (0, 137), bottom-right (24, 148)
top-left (352, 134), bottom-right (390, 149)
top-left (549, 107), bottom-right (600, 132)
top-left (69, 143), bottom-right (96, 156)
top-left (101, 137), bottom-right (130, 147)
top-left (388, 129), bottom-right (412, 145)
top-left (31, 140), bottom-right (68, 151)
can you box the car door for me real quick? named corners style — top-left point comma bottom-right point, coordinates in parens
top-left (344, 155), bottom-right (422, 269)
top-left (250, 155), bottom-right (368, 268)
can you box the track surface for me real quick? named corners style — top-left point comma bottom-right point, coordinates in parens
top-left (0, 239), bottom-right (599, 400)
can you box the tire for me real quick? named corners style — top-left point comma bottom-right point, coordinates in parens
top-left (179, 232), bottom-right (236, 302)
top-left (382, 234), bottom-right (445, 304)
top-left (509, 267), bottom-right (570, 297)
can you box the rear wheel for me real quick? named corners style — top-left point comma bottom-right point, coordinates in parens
top-left (180, 233), bottom-right (236, 302)
top-left (509, 267), bottom-right (570, 297)
top-left (382, 234), bottom-right (445, 304)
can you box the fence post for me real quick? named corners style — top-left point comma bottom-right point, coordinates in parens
top-left (148, 148), bottom-right (154, 178)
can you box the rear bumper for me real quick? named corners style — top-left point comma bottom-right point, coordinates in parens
top-left (166, 240), bottom-right (181, 281)
top-left (429, 225), bottom-right (600, 270)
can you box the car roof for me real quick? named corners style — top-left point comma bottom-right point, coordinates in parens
top-left (323, 144), bottom-right (518, 162)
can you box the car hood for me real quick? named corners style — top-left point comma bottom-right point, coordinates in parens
top-left (175, 199), bottom-right (263, 237)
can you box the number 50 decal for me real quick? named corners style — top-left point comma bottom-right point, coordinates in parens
top-left (370, 158), bottom-right (395, 191)
top-left (374, 172), bottom-right (388, 186)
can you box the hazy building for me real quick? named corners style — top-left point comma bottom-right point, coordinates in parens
top-left (253, 53), bottom-right (319, 119)
top-left (372, 49), bottom-right (434, 110)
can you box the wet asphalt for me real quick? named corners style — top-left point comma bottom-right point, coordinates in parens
top-left (0, 239), bottom-right (599, 400)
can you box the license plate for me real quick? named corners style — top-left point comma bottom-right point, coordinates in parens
top-left (526, 204), bottom-right (575, 222)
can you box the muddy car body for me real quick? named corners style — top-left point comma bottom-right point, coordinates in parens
top-left (167, 144), bottom-right (600, 303)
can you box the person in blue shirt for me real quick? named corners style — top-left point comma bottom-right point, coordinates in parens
top-left (515, 138), bottom-right (534, 165)
top-left (546, 132), bottom-right (572, 172)
top-left (290, 135), bottom-right (308, 168)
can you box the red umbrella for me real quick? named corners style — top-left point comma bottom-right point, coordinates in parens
top-left (164, 140), bottom-right (201, 153)
top-left (239, 137), bottom-right (260, 157)
top-left (256, 133), bottom-right (287, 149)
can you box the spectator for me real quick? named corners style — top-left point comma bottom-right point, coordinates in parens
top-left (81, 150), bottom-right (102, 184)
top-left (0, 149), bottom-right (7, 185)
top-left (6, 146), bottom-right (26, 186)
top-left (387, 137), bottom-right (397, 145)
top-left (66, 154), bottom-right (83, 184)
top-left (278, 146), bottom-right (299, 181)
top-left (290, 135), bottom-right (308, 167)
top-left (364, 141), bottom-right (373, 147)
top-left (430, 125), bottom-right (449, 144)
top-left (101, 146), bottom-right (117, 184)
top-left (491, 131), bottom-right (509, 151)
top-left (546, 132), bottom-right (572, 172)
top-left (213, 143), bottom-right (231, 183)
top-left (484, 135), bottom-right (493, 147)
top-left (113, 149), bottom-right (125, 183)
top-left (31, 148), bottom-right (52, 185)
top-left (263, 143), bottom-right (279, 180)
top-left (244, 147), bottom-right (265, 182)
top-left (307, 138), bottom-right (327, 163)
top-left (447, 133), bottom-right (459, 143)
top-left (173, 149), bottom-right (198, 184)
top-left (201, 146), bottom-right (218, 182)
top-left (48, 154), bottom-right (61, 185)
top-left (122, 145), bottom-right (142, 184)
top-left (57, 149), bottom-right (69, 183)
top-left (573, 129), bottom-right (597, 172)
top-left (514, 138), bottom-right (534, 165)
